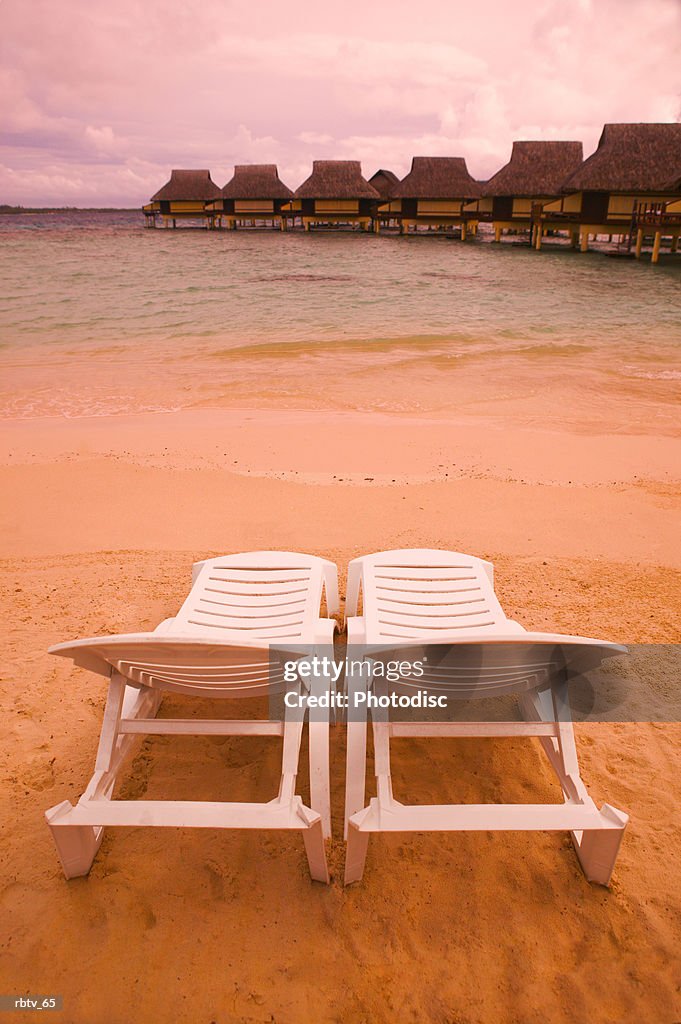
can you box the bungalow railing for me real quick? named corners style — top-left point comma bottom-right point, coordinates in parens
top-left (634, 202), bottom-right (681, 228)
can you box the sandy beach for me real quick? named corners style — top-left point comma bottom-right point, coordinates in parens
top-left (3, 0), bottom-right (681, 1011)
top-left (1, 400), bottom-right (680, 1023)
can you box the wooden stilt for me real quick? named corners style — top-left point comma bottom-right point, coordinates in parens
top-left (461, 222), bottom-right (467, 242)
top-left (494, 224), bottom-right (502, 242)
top-left (671, 235), bottom-right (678, 253)
top-left (535, 224), bottom-right (543, 250)
top-left (635, 228), bottom-right (643, 258)
top-left (651, 231), bottom-right (661, 263)
top-left (580, 231), bottom-right (589, 252)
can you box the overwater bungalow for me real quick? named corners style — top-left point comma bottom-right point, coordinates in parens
top-left (369, 169), bottom-right (402, 229)
top-left (545, 123), bottom-right (681, 259)
top-left (292, 161), bottom-right (380, 230)
top-left (469, 141), bottom-right (583, 246)
top-left (391, 157), bottom-right (482, 236)
top-left (633, 192), bottom-right (681, 261)
top-left (143, 169), bottom-right (222, 227)
top-left (369, 168), bottom-right (400, 198)
top-left (207, 164), bottom-right (293, 230)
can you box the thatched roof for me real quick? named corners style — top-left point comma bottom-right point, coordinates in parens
top-left (294, 161), bottom-right (380, 199)
top-left (395, 157), bottom-right (481, 199)
top-left (369, 168), bottom-right (400, 199)
top-left (484, 141), bottom-right (583, 197)
top-left (221, 164), bottom-right (293, 199)
top-left (151, 169), bottom-right (222, 202)
top-left (562, 123), bottom-right (681, 193)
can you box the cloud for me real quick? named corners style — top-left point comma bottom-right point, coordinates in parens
top-left (84, 125), bottom-right (117, 152)
top-left (298, 133), bottom-right (335, 146)
top-left (0, 0), bottom-right (679, 204)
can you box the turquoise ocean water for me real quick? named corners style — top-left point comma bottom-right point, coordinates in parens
top-left (1, 211), bottom-right (680, 424)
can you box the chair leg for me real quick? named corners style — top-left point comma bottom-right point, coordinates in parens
top-left (302, 818), bottom-right (330, 883)
top-left (308, 719), bottom-right (331, 838)
top-left (344, 662), bottom-right (370, 838)
top-left (573, 804), bottom-right (629, 885)
top-left (521, 686), bottom-right (628, 886)
top-left (344, 717), bottom-right (367, 839)
top-left (308, 662), bottom-right (332, 838)
top-left (45, 801), bottom-right (103, 879)
top-left (46, 679), bottom-right (162, 878)
top-left (344, 820), bottom-right (370, 885)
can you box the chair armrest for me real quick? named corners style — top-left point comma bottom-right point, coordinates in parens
top-left (321, 560), bottom-right (341, 617)
top-left (344, 617), bottom-right (368, 699)
top-left (345, 560), bottom-right (363, 625)
top-left (314, 617), bottom-right (338, 645)
top-left (346, 616), bottom-right (367, 646)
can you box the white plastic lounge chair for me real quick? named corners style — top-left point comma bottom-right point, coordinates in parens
top-left (343, 548), bottom-right (628, 886)
top-left (45, 551), bottom-right (339, 883)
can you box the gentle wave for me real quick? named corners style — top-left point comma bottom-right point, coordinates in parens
top-left (1, 210), bottom-right (680, 421)
top-left (249, 273), bottom-right (358, 283)
top-left (622, 367), bottom-right (681, 380)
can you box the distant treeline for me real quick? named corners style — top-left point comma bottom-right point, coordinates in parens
top-left (0, 205), bottom-right (137, 214)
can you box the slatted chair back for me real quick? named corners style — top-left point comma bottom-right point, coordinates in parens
top-left (353, 549), bottom-right (514, 642)
top-left (174, 551), bottom-right (335, 642)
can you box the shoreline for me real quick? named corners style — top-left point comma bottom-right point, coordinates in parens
top-left (1, 407), bottom-right (680, 567)
top-left (3, 405), bottom-right (681, 473)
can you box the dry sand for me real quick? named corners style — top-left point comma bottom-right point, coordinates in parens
top-left (1, 408), bottom-right (680, 1024)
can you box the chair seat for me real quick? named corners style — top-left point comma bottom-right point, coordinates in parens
top-left (45, 552), bottom-right (339, 883)
top-left (343, 548), bottom-right (629, 888)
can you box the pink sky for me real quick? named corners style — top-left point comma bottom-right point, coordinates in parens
top-left (1, 0), bottom-right (679, 206)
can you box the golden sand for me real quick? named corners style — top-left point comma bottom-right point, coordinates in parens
top-left (1, 408), bottom-right (680, 1023)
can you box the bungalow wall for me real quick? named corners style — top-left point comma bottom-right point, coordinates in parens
top-left (209, 198), bottom-right (290, 230)
top-left (234, 200), bottom-right (275, 214)
top-left (465, 195), bottom-right (550, 243)
top-left (538, 190), bottom-right (680, 253)
top-left (399, 197), bottom-right (477, 236)
top-left (540, 190), bottom-right (678, 224)
top-left (298, 198), bottom-right (376, 230)
top-left (373, 198), bottom-right (402, 230)
top-left (144, 198), bottom-right (215, 227)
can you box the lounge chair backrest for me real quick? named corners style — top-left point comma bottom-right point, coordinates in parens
top-left (173, 551), bottom-right (336, 642)
top-left (354, 548), bottom-right (511, 642)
